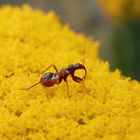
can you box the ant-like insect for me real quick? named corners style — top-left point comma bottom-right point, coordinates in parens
top-left (22, 40), bottom-right (90, 97)
top-left (22, 63), bottom-right (87, 97)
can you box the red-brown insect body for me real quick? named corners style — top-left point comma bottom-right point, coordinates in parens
top-left (23, 63), bottom-right (87, 90)
top-left (40, 72), bottom-right (59, 87)
top-left (58, 68), bottom-right (69, 83)
top-left (67, 63), bottom-right (87, 81)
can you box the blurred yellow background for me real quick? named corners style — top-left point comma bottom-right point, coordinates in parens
top-left (0, 0), bottom-right (140, 80)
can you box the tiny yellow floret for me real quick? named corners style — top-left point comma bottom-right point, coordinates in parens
top-left (0, 5), bottom-right (140, 140)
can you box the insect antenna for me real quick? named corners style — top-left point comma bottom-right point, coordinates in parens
top-left (83, 41), bottom-right (86, 65)
top-left (82, 39), bottom-right (92, 65)
top-left (80, 39), bottom-right (92, 94)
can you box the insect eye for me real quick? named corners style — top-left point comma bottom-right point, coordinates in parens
top-left (67, 64), bottom-right (74, 71)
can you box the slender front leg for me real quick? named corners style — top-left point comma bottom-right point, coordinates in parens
top-left (72, 75), bottom-right (90, 95)
top-left (72, 75), bottom-right (82, 83)
top-left (41, 64), bottom-right (58, 74)
top-left (80, 80), bottom-right (91, 95)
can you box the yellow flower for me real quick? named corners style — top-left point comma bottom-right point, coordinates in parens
top-left (99, 0), bottom-right (140, 21)
top-left (0, 5), bottom-right (140, 140)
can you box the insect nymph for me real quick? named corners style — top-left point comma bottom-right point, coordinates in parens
top-left (23, 63), bottom-right (87, 96)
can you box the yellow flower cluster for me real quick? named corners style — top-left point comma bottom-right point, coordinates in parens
top-left (99, 0), bottom-right (140, 21)
top-left (0, 5), bottom-right (140, 140)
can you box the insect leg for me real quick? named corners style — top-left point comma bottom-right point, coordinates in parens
top-left (72, 75), bottom-right (90, 95)
top-left (72, 75), bottom-right (82, 83)
top-left (41, 64), bottom-right (58, 74)
top-left (80, 81), bottom-right (91, 95)
top-left (65, 81), bottom-right (70, 98)
top-left (21, 82), bottom-right (40, 90)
